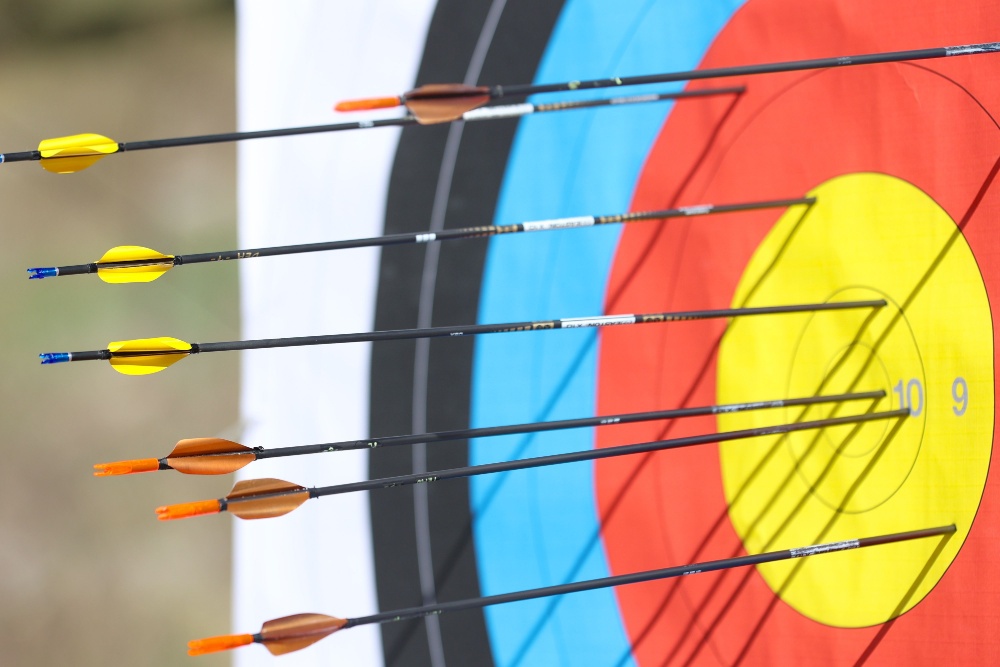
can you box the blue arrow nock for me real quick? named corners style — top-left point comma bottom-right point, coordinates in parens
top-left (27, 267), bottom-right (58, 279)
top-left (39, 352), bottom-right (71, 365)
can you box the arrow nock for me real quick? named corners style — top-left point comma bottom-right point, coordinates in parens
top-left (334, 95), bottom-right (403, 112)
top-left (156, 499), bottom-right (222, 521)
top-left (94, 458), bottom-right (160, 477)
top-left (27, 267), bottom-right (58, 280)
top-left (188, 633), bottom-right (255, 656)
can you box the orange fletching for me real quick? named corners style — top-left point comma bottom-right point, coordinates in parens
top-left (334, 96), bottom-right (402, 112)
top-left (163, 437), bottom-right (257, 475)
top-left (404, 83), bottom-right (491, 124)
top-left (167, 437), bottom-right (251, 458)
top-left (188, 633), bottom-right (254, 656)
top-left (155, 499), bottom-right (221, 521)
top-left (93, 458), bottom-right (160, 476)
top-left (167, 451), bottom-right (256, 475)
top-left (260, 613), bottom-right (348, 655)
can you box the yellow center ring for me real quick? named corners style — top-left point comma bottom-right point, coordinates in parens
top-left (717, 172), bottom-right (994, 627)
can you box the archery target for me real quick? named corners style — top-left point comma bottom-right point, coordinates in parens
top-left (236, 1), bottom-right (1000, 666)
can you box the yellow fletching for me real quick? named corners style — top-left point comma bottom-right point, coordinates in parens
top-left (108, 337), bottom-right (191, 376)
top-left (38, 133), bottom-right (119, 158)
top-left (99, 245), bottom-right (172, 263)
top-left (108, 336), bottom-right (191, 353)
top-left (96, 246), bottom-right (175, 284)
top-left (39, 154), bottom-right (107, 174)
top-left (37, 133), bottom-right (118, 173)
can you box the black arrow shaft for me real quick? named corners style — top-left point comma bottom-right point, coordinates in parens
top-left (256, 389), bottom-right (883, 458)
top-left (50, 196), bottom-right (811, 276)
top-left (174, 195), bottom-right (809, 264)
top-left (1, 118), bottom-right (410, 163)
top-left (5, 87), bottom-right (739, 165)
top-left (306, 409), bottom-right (908, 499)
top-left (344, 524), bottom-right (954, 628)
top-left (43, 257), bottom-right (175, 278)
top-left (55, 299), bottom-right (885, 361)
top-left (493, 42), bottom-right (1000, 99)
top-left (122, 118), bottom-right (413, 153)
top-left (116, 88), bottom-right (745, 153)
top-left (190, 300), bottom-right (884, 354)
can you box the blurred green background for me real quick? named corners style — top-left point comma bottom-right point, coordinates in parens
top-left (1, 2), bottom-right (238, 665)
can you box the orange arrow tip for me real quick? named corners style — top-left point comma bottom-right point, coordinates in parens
top-left (93, 458), bottom-right (160, 477)
top-left (334, 96), bottom-right (402, 112)
top-left (156, 499), bottom-right (221, 521)
top-left (188, 633), bottom-right (254, 656)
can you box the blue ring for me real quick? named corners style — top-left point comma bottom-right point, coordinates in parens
top-left (471, 1), bottom-right (746, 664)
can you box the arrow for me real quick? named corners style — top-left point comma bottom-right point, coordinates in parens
top-left (27, 195), bottom-right (810, 283)
top-left (39, 299), bottom-right (885, 375)
top-left (93, 389), bottom-right (883, 476)
top-left (187, 524), bottom-right (954, 656)
top-left (0, 87), bottom-right (740, 174)
top-left (335, 41), bottom-right (1000, 122)
top-left (154, 408), bottom-right (908, 521)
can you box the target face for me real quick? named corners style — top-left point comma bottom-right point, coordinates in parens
top-left (234, 0), bottom-right (1000, 665)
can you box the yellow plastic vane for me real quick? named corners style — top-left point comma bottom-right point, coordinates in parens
top-left (96, 246), bottom-right (175, 284)
top-left (108, 337), bottom-right (191, 376)
top-left (37, 133), bottom-right (119, 173)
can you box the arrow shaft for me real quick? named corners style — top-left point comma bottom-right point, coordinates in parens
top-left (6, 87), bottom-right (738, 166)
top-left (0, 150), bottom-right (38, 163)
top-left (191, 299), bottom-right (884, 354)
top-left (36, 194), bottom-right (807, 278)
top-left (120, 118), bottom-right (414, 153)
top-left (493, 43), bottom-right (999, 99)
top-left (344, 525), bottom-right (954, 627)
top-left (40, 257), bottom-right (176, 278)
top-left (49, 299), bottom-right (885, 363)
top-left (177, 196), bottom-right (806, 263)
top-left (305, 408), bottom-right (907, 499)
top-left (15, 118), bottom-right (413, 164)
top-left (179, 196), bottom-right (808, 262)
top-left (257, 389), bottom-right (884, 458)
top-left (209, 300), bottom-right (883, 349)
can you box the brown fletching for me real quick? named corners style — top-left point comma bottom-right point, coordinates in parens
top-left (168, 437), bottom-right (251, 457)
top-left (226, 478), bottom-right (310, 520)
top-left (165, 438), bottom-right (257, 475)
top-left (404, 84), bottom-right (491, 124)
top-left (260, 613), bottom-right (347, 656)
top-left (168, 452), bottom-right (256, 475)
top-left (229, 477), bottom-right (305, 499)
